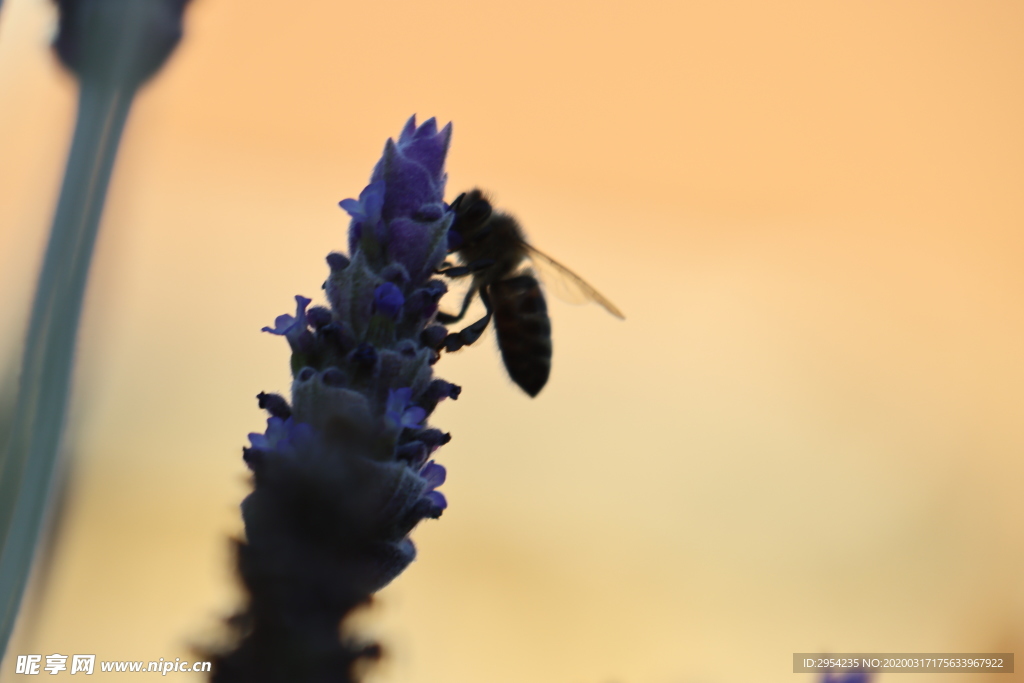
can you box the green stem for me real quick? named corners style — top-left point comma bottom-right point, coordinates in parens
top-left (0, 81), bottom-right (135, 658)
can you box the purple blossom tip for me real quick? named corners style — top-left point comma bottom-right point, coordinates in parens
top-left (326, 252), bottom-right (350, 272)
top-left (367, 117), bottom-right (452, 223)
top-left (374, 280), bottom-right (405, 321)
top-left (399, 115), bottom-right (418, 142)
top-left (397, 117), bottom-right (451, 183)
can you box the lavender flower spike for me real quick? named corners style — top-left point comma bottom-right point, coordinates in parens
top-left (212, 117), bottom-right (458, 683)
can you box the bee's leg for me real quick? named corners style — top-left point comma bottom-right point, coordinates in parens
top-left (436, 259), bottom-right (495, 278)
top-left (436, 284), bottom-right (479, 324)
top-left (442, 287), bottom-right (493, 352)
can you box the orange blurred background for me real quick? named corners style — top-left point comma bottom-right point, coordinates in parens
top-left (2, 1), bottom-right (1024, 681)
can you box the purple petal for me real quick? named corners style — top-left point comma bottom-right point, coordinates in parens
top-left (293, 295), bottom-right (312, 319)
top-left (387, 387), bottom-right (412, 412)
top-left (402, 406), bottom-right (426, 429)
top-left (398, 115), bottom-right (418, 144)
top-left (420, 461), bottom-right (446, 488)
top-left (264, 296), bottom-right (312, 345)
top-left (261, 313), bottom-right (297, 336)
top-left (340, 181), bottom-right (386, 221)
top-left (412, 117), bottom-right (437, 140)
top-left (338, 197), bottom-right (363, 218)
top-left (401, 118), bottom-right (451, 181)
top-left (248, 416), bottom-right (290, 451)
top-left (425, 490), bottom-right (448, 510)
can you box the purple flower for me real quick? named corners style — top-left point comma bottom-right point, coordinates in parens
top-left (419, 460), bottom-right (447, 510)
top-left (242, 416), bottom-right (318, 474)
top-left (261, 295), bottom-right (312, 351)
top-left (385, 388), bottom-right (426, 430)
top-left (246, 416), bottom-right (313, 455)
top-left (340, 180), bottom-right (386, 257)
top-left (373, 282), bottom-right (405, 319)
top-left (339, 179), bottom-right (385, 224)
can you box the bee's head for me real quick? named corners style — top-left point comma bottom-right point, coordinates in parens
top-left (446, 188), bottom-right (493, 252)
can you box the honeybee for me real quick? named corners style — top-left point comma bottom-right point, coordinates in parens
top-left (436, 189), bottom-right (624, 397)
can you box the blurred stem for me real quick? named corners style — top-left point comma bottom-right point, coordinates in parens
top-left (0, 81), bottom-right (134, 659)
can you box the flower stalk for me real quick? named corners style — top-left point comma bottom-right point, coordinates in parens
top-left (0, 0), bottom-right (188, 659)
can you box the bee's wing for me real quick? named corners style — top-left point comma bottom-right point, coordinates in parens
top-left (522, 243), bottom-right (625, 319)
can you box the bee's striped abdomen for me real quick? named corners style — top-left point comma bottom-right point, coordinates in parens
top-left (490, 275), bottom-right (552, 397)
